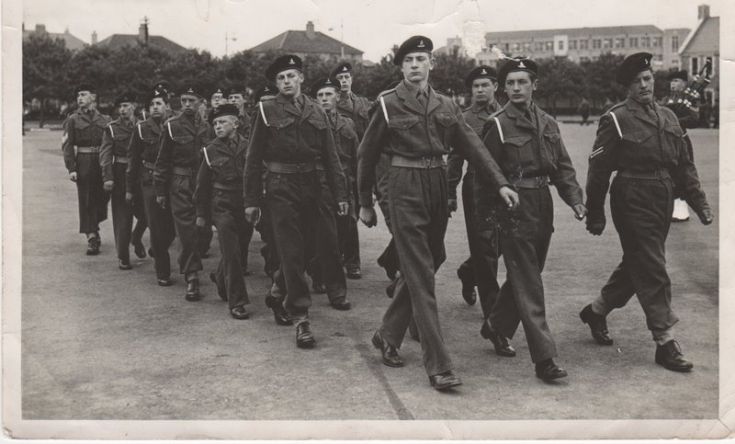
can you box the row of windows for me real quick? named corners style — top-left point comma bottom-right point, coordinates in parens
top-left (501, 35), bottom-right (666, 53)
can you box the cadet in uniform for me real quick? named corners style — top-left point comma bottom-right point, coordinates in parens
top-left (478, 57), bottom-right (587, 381)
top-left (330, 62), bottom-right (371, 278)
top-left (312, 77), bottom-right (359, 293)
top-left (243, 55), bottom-right (349, 348)
top-left (357, 36), bottom-right (517, 391)
top-left (62, 84), bottom-right (111, 255)
top-left (100, 93), bottom-right (147, 269)
top-left (447, 66), bottom-right (501, 308)
top-left (195, 104), bottom-right (251, 320)
top-left (228, 86), bottom-right (253, 141)
top-left (581, 52), bottom-right (713, 372)
top-left (127, 86), bottom-right (177, 286)
top-left (154, 86), bottom-right (210, 300)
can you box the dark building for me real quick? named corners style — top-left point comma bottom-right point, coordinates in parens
top-left (94, 17), bottom-right (186, 54)
top-left (249, 21), bottom-right (363, 63)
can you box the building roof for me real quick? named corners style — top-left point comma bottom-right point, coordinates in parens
top-left (96, 34), bottom-right (187, 53)
top-left (23, 28), bottom-right (86, 51)
top-left (249, 30), bottom-right (363, 56)
top-left (679, 16), bottom-right (719, 54)
top-left (485, 25), bottom-right (663, 41)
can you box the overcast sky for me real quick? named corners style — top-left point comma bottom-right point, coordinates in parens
top-left (23, 0), bottom-right (727, 61)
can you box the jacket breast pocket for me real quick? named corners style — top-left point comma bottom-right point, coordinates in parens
top-left (172, 134), bottom-right (194, 145)
top-left (503, 135), bottom-right (534, 170)
top-left (542, 131), bottom-right (560, 164)
top-left (662, 124), bottom-right (685, 163)
top-left (268, 117), bottom-right (295, 136)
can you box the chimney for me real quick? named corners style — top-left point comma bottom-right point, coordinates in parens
top-left (698, 4), bottom-right (710, 20)
top-left (91, 31), bottom-right (98, 45)
top-left (35, 24), bottom-right (46, 33)
top-left (306, 21), bottom-right (315, 39)
top-left (139, 16), bottom-right (149, 46)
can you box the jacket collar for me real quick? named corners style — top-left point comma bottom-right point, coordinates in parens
top-left (503, 101), bottom-right (536, 131)
top-left (395, 80), bottom-right (442, 115)
top-left (625, 98), bottom-right (663, 128)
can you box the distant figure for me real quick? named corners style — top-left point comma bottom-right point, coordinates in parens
top-left (577, 97), bottom-right (591, 125)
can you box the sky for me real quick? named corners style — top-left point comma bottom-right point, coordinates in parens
top-left (22, 0), bottom-right (729, 62)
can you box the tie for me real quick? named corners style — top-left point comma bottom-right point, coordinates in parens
top-left (417, 90), bottom-right (428, 110)
top-left (293, 97), bottom-right (302, 113)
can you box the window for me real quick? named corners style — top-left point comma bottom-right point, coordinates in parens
top-left (653, 37), bottom-right (662, 47)
top-left (580, 39), bottom-right (589, 49)
top-left (580, 56), bottom-right (590, 63)
top-left (569, 39), bottom-right (577, 50)
top-left (523, 42), bottom-right (532, 52)
top-left (592, 39), bottom-right (601, 49)
top-left (603, 38), bottom-right (612, 48)
top-left (513, 42), bottom-right (521, 52)
top-left (545, 41), bottom-right (553, 51)
top-left (629, 37), bottom-right (638, 47)
top-left (672, 35), bottom-right (679, 51)
top-left (691, 56), bottom-right (699, 74)
top-left (641, 36), bottom-right (650, 47)
top-left (654, 54), bottom-right (663, 62)
top-left (615, 38), bottom-right (625, 48)
top-left (558, 40), bottom-right (564, 51)
top-left (534, 41), bottom-right (544, 51)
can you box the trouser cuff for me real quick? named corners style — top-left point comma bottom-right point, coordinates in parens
top-left (652, 327), bottom-right (674, 346)
top-left (591, 295), bottom-right (612, 316)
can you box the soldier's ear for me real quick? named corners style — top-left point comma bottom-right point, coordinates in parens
top-left (532, 79), bottom-right (539, 92)
top-left (429, 56), bottom-right (436, 71)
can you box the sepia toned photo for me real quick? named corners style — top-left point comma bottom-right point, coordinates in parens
top-left (3, 0), bottom-right (733, 440)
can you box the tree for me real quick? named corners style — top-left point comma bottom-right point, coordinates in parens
top-left (23, 33), bottom-right (72, 127)
top-left (430, 47), bottom-right (476, 97)
top-left (535, 57), bottom-right (586, 116)
top-left (581, 53), bottom-right (626, 111)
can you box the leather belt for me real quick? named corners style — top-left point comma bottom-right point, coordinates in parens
top-left (391, 155), bottom-right (445, 169)
top-left (113, 156), bottom-right (129, 164)
top-left (143, 161), bottom-right (156, 170)
top-left (511, 176), bottom-right (549, 189)
top-left (76, 146), bottom-right (100, 154)
top-left (266, 161), bottom-right (316, 174)
top-left (173, 166), bottom-right (193, 177)
top-left (213, 182), bottom-right (241, 191)
top-left (617, 169), bottom-right (671, 180)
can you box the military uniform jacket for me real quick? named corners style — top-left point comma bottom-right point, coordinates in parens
top-left (243, 93), bottom-right (348, 208)
top-left (585, 99), bottom-right (708, 221)
top-left (99, 117), bottom-right (135, 183)
top-left (195, 132), bottom-right (247, 220)
top-left (337, 91), bottom-right (372, 140)
top-left (478, 101), bottom-right (583, 217)
top-left (62, 108), bottom-right (111, 173)
top-left (126, 116), bottom-right (165, 194)
top-left (356, 80), bottom-right (510, 208)
top-left (329, 112), bottom-right (359, 179)
top-left (447, 100), bottom-right (502, 199)
top-left (154, 112), bottom-right (210, 197)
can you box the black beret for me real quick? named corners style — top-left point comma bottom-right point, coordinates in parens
top-left (210, 103), bottom-right (239, 121)
top-left (210, 87), bottom-right (226, 97)
top-left (152, 81), bottom-right (171, 95)
top-left (114, 92), bottom-right (136, 106)
top-left (227, 86), bottom-right (246, 96)
top-left (75, 83), bottom-right (96, 95)
top-left (311, 77), bottom-right (340, 96)
top-left (394, 35), bottom-right (433, 66)
top-left (465, 66), bottom-right (498, 88)
top-left (266, 55), bottom-right (303, 81)
top-left (497, 57), bottom-right (538, 85)
top-left (148, 88), bottom-right (168, 104)
top-left (616, 52), bottom-right (653, 85)
top-left (331, 62), bottom-right (353, 78)
top-left (254, 83), bottom-right (277, 102)
top-left (668, 70), bottom-right (688, 82)
top-left (180, 85), bottom-right (201, 97)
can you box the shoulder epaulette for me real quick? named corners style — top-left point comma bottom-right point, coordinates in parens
top-left (137, 122), bottom-right (144, 139)
top-left (258, 100), bottom-right (270, 126)
top-left (605, 111), bottom-right (623, 139)
top-left (202, 146), bottom-right (211, 167)
top-left (107, 121), bottom-right (116, 138)
top-left (492, 116), bottom-right (505, 144)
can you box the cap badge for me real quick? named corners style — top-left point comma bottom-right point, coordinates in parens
top-left (289, 58), bottom-right (295, 65)
top-left (518, 61), bottom-right (526, 69)
top-left (417, 40), bottom-right (425, 48)
top-left (342, 66), bottom-right (348, 71)
top-left (481, 69), bottom-right (487, 74)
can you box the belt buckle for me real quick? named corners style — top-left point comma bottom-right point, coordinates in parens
top-left (421, 156), bottom-right (431, 168)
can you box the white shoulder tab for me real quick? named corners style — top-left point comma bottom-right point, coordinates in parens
top-left (379, 96), bottom-right (389, 123)
top-left (493, 117), bottom-right (504, 144)
top-left (167, 121), bottom-right (174, 139)
top-left (137, 123), bottom-right (144, 139)
top-left (608, 111), bottom-right (622, 139)
top-left (259, 101), bottom-right (269, 126)
top-left (108, 124), bottom-right (115, 138)
top-left (202, 146), bottom-right (211, 167)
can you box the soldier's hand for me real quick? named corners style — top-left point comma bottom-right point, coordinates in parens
top-left (586, 215), bottom-right (605, 236)
top-left (103, 180), bottom-right (114, 192)
top-left (245, 207), bottom-right (261, 226)
top-left (156, 196), bottom-right (167, 209)
top-left (195, 216), bottom-right (207, 228)
top-left (337, 201), bottom-right (349, 217)
top-left (498, 186), bottom-right (520, 210)
top-left (69, 172), bottom-right (78, 182)
top-left (573, 204), bottom-right (588, 221)
top-left (448, 198), bottom-right (458, 213)
top-left (359, 206), bottom-right (377, 228)
top-left (697, 207), bottom-right (714, 225)
top-left (125, 192), bottom-right (134, 204)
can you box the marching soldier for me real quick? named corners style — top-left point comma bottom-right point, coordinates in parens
top-left (100, 93), bottom-right (148, 269)
top-left (581, 52), bottom-right (713, 372)
top-left (357, 36), bottom-right (517, 391)
top-left (62, 83), bottom-right (111, 255)
top-left (311, 76), bottom-right (358, 295)
top-left (243, 55), bottom-right (349, 348)
top-left (127, 86), bottom-right (177, 286)
top-left (447, 66), bottom-right (502, 308)
top-left (478, 57), bottom-right (587, 381)
top-left (227, 86), bottom-right (253, 141)
top-left (195, 104), bottom-right (251, 319)
top-left (154, 85), bottom-right (210, 300)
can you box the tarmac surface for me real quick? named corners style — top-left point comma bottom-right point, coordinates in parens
top-left (20, 124), bottom-right (718, 420)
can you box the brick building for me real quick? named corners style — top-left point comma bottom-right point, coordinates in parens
top-left (249, 21), bottom-right (363, 64)
top-left (679, 4), bottom-right (719, 103)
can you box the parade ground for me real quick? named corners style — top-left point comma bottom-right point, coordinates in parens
top-left (19, 123), bottom-right (719, 420)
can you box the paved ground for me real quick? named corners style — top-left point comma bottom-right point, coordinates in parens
top-left (20, 124), bottom-right (718, 420)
